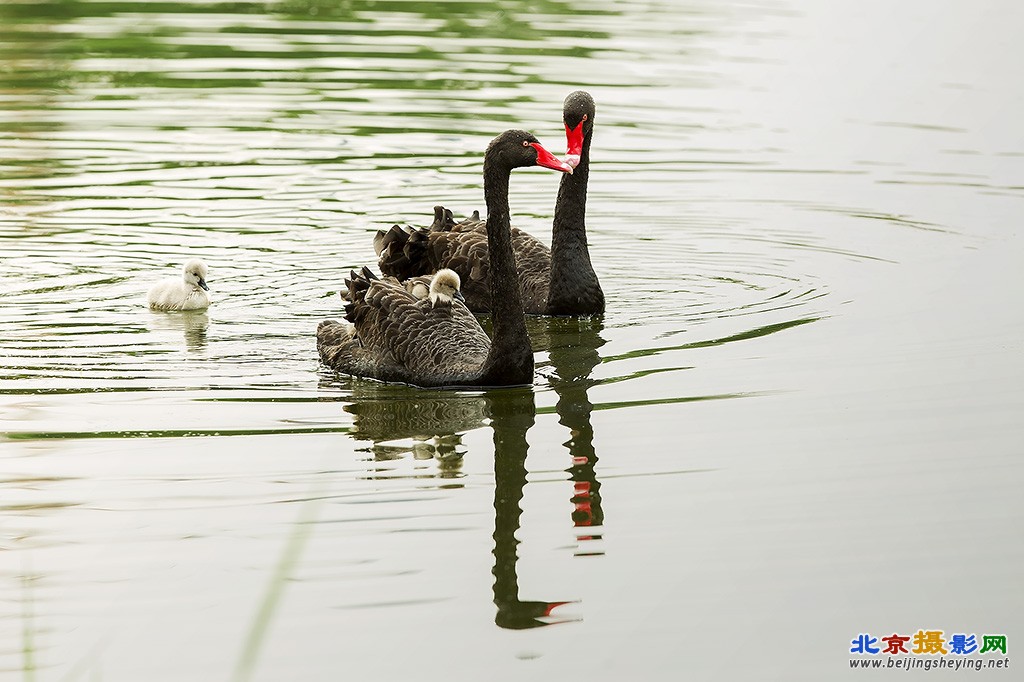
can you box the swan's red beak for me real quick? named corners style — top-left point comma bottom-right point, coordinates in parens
top-left (564, 120), bottom-right (584, 170)
top-left (530, 142), bottom-right (573, 174)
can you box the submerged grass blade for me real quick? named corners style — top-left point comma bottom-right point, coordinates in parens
top-left (21, 556), bottom-right (36, 682)
top-left (231, 489), bottom-right (322, 682)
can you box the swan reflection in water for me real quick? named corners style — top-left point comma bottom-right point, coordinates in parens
top-left (488, 387), bottom-right (577, 629)
top-left (147, 310), bottom-right (209, 351)
top-left (533, 316), bottom-right (606, 556)
top-left (331, 317), bottom-right (606, 628)
top-left (343, 386), bottom-right (488, 480)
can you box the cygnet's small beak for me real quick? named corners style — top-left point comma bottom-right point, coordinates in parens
top-left (198, 278), bottom-right (210, 291)
top-left (453, 290), bottom-right (466, 303)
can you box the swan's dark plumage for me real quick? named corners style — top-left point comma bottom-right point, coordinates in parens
top-left (375, 91), bottom-right (604, 316)
top-left (374, 208), bottom-right (552, 314)
top-left (547, 91), bottom-right (604, 316)
top-left (317, 267), bottom-right (489, 386)
top-left (318, 129), bottom-right (570, 387)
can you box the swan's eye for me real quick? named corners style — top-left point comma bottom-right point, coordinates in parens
top-left (582, 114), bottom-right (588, 122)
top-left (522, 140), bottom-right (530, 147)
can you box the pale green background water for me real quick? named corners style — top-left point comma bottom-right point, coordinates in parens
top-left (1, 1), bottom-right (1021, 680)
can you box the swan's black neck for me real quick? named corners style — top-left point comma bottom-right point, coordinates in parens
top-left (477, 158), bottom-right (533, 386)
top-left (547, 130), bottom-right (604, 315)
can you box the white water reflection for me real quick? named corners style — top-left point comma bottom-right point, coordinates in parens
top-left (148, 310), bottom-right (211, 351)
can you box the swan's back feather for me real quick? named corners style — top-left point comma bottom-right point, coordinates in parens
top-left (376, 206), bottom-right (551, 314)
top-left (317, 267), bottom-right (490, 387)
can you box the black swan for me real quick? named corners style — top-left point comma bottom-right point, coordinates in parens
top-left (374, 91), bottom-right (603, 316)
top-left (316, 130), bottom-right (571, 387)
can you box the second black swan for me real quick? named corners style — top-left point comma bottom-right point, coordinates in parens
top-left (374, 91), bottom-right (603, 317)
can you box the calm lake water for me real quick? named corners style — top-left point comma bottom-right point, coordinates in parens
top-left (2, 0), bottom-right (1022, 679)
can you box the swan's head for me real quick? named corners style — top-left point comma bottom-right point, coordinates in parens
top-left (182, 259), bottom-right (209, 291)
top-left (486, 130), bottom-right (573, 174)
top-left (429, 269), bottom-right (465, 307)
top-left (563, 90), bottom-right (595, 170)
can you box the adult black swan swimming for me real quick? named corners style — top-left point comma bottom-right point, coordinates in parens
top-left (316, 130), bottom-right (571, 387)
top-left (374, 91), bottom-right (603, 316)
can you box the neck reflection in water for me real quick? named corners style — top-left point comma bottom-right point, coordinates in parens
top-left (333, 376), bottom-right (601, 629)
top-left (536, 317), bottom-right (607, 556)
top-left (488, 388), bottom-right (575, 629)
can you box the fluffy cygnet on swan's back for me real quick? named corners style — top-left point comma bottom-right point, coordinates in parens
top-left (401, 269), bottom-right (464, 303)
top-left (148, 259), bottom-right (211, 311)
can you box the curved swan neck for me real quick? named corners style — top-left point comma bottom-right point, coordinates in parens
top-left (548, 130), bottom-right (603, 315)
top-left (478, 157), bottom-right (533, 386)
top-left (552, 130), bottom-right (590, 239)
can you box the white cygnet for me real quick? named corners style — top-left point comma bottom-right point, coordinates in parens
top-left (427, 269), bottom-right (465, 307)
top-left (148, 259), bottom-right (211, 311)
